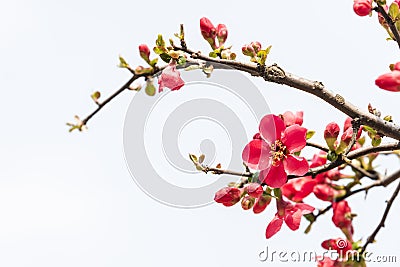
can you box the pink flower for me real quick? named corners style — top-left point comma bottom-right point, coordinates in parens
top-left (265, 198), bottom-right (314, 238)
top-left (158, 62), bottom-right (185, 92)
top-left (282, 111), bottom-right (303, 127)
top-left (321, 238), bottom-right (352, 254)
top-left (375, 69), bottom-right (400, 92)
top-left (200, 17), bottom-right (217, 49)
top-left (252, 194), bottom-right (272, 214)
top-left (332, 201), bottom-right (354, 240)
top-left (242, 114), bottom-right (309, 188)
top-left (313, 184), bottom-right (339, 202)
top-left (216, 24), bottom-right (228, 47)
top-left (281, 177), bottom-right (316, 202)
top-left (214, 187), bottom-right (242, 207)
top-left (138, 44), bottom-right (150, 63)
top-left (353, 0), bottom-right (372, 17)
top-left (244, 183), bottom-right (263, 198)
top-left (324, 122), bottom-right (340, 150)
top-left (317, 257), bottom-right (338, 267)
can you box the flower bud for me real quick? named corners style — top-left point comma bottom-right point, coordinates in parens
top-left (252, 194), bottom-right (271, 214)
top-left (139, 44), bottom-right (151, 63)
top-left (216, 24), bottom-right (228, 47)
top-left (324, 122), bottom-right (340, 150)
top-left (242, 44), bottom-right (256, 57)
top-left (336, 127), bottom-right (353, 153)
top-left (200, 17), bottom-right (217, 49)
top-left (244, 183), bottom-right (263, 198)
top-left (241, 195), bottom-right (255, 210)
top-left (353, 0), bottom-right (372, 17)
top-left (251, 41), bottom-right (262, 53)
top-left (375, 70), bottom-right (400, 92)
top-left (214, 187), bottom-right (242, 207)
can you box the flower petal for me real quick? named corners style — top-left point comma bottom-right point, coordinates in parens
top-left (242, 139), bottom-right (271, 170)
top-left (284, 155), bottom-right (309, 176)
top-left (266, 215), bottom-right (284, 239)
top-left (282, 124), bottom-right (307, 153)
top-left (259, 114), bottom-right (285, 144)
top-left (260, 163), bottom-right (287, 188)
top-left (284, 209), bottom-right (302, 231)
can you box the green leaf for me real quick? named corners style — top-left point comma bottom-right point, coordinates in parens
top-left (327, 151), bottom-right (338, 162)
top-left (159, 53), bottom-right (172, 63)
top-left (91, 91), bottom-right (101, 103)
top-left (145, 81), bottom-right (156, 96)
top-left (389, 2), bottom-right (399, 20)
top-left (189, 154), bottom-right (198, 163)
top-left (371, 136), bottom-right (382, 147)
top-left (118, 55), bottom-right (129, 68)
top-left (177, 56), bottom-right (186, 66)
top-left (149, 58), bottom-right (158, 67)
top-left (198, 154), bottom-right (205, 164)
top-left (209, 51), bottom-right (218, 58)
top-left (306, 130), bottom-right (315, 140)
top-left (156, 34), bottom-right (165, 48)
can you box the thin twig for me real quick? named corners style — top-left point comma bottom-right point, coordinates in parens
top-left (374, 5), bottom-right (400, 49)
top-left (361, 180), bottom-right (400, 254)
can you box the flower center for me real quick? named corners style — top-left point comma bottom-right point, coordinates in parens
top-left (270, 140), bottom-right (287, 166)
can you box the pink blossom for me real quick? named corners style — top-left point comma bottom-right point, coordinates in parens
top-left (216, 24), bottom-right (228, 47)
top-left (375, 70), bottom-right (400, 92)
top-left (200, 17), bottom-right (217, 49)
top-left (252, 194), bottom-right (272, 214)
top-left (282, 111), bottom-right (303, 127)
top-left (332, 201), bottom-right (354, 240)
top-left (158, 62), bottom-right (185, 92)
top-left (281, 177), bottom-right (316, 202)
top-left (242, 114), bottom-right (309, 188)
top-left (265, 198), bottom-right (314, 238)
top-left (214, 187), bottom-right (242, 207)
top-left (244, 183), bottom-right (263, 198)
top-left (353, 0), bottom-right (372, 17)
top-left (138, 44), bottom-right (150, 63)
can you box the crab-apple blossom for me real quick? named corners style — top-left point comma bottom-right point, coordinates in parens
top-left (252, 194), bottom-right (272, 214)
top-left (375, 69), bottom-right (400, 92)
top-left (244, 182), bottom-right (264, 198)
top-left (353, 0), bottom-right (372, 17)
top-left (281, 177), bottom-right (316, 202)
top-left (282, 111), bottom-right (303, 127)
top-left (214, 187), bottom-right (242, 207)
top-left (265, 198), bottom-right (314, 238)
top-left (321, 238), bottom-right (352, 254)
top-left (242, 114), bottom-right (309, 188)
top-left (138, 44), bottom-right (151, 63)
top-left (157, 61), bottom-right (185, 92)
top-left (324, 122), bottom-right (340, 150)
top-left (333, 200), bottom-right (354, 240)
top-left (216, 24), bottom-right (228, 47)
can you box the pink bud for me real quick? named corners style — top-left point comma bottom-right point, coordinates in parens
top-left (324, 122), bottom-right (340, 150)
top-left (242, 44), bottom-right (256, 57)
top-left (252, 194), bottom-right (271, 214)
top-left (200, 17), bottom-right (217, 49)
top-left (251, 41), bottom-right (262, 53)
top-left (216, 24), bottom-right (228, 47)
top-left (139, 44), bottom-right (150, 63)
top-left (214, 187), bottom-right (242, 207)
top-left (375, 70), bottom-right (400, 92)
top-left (353, 0), bottom-right (372, 17)
top-left (244, 183), bottom-right (263, 198)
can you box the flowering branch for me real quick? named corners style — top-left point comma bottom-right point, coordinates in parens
top-left (374, 4), bottom-right (400, 49)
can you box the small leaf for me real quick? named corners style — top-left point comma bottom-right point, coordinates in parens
top-left (372, 136), bottom-right (382, 147)
top-left (156, 34), bottom-right (165, 48)
top-left (91, 91), bottom-right (101, 103)
top-left (177, 56), bottom-right (186, 66)
top-left (184, 65), bottom-right (201, 71)
top-left (209, 51), bottom-right (218, 58)
top-left (118, 55), bottom-right (129, 68)
top-left (199, 154), bottom-right (205, 164)
top-left (306, 130), bottom-right (315, 140)
top-left (383, 115), bottom-right (393, 122)
top-left (189, 154), bottom-right (198, 163)
top-left (149, 58), bottom-right (158, 67)
top-left (159, 53), bottom-right (172, 63)
top-left (216, 163), bottom-right (221, 168)
top-left (389, 2), bottom-right (399, 20)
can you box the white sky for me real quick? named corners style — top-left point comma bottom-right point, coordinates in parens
top-left (0, 0), bottom-right (399, 266)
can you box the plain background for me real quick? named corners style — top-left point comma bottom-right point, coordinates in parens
top-left (0, 0), bottom-right (399, 266)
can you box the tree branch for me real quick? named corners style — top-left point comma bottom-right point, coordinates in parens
top-left (374, 5), bottom-right (400, 49)
top-left (361, 180), bottom-right (400, 254)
